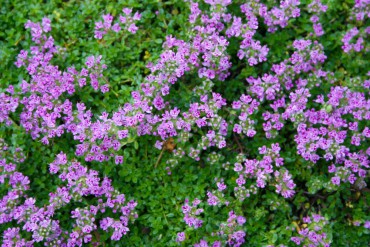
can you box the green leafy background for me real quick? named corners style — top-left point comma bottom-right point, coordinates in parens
top-left (0, 0), bottom-right (369, 246)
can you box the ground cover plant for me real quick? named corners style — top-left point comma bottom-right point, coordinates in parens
top-left (0, 0), bottom-right (369, 246)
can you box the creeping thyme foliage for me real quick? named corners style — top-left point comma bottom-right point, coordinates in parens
top-left (0, 0), bottom-right (369, 246)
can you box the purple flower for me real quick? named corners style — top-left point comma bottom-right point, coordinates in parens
top-left (364, 221), bottom-right (370, 229)
top-left (331, 176), bottom-right (340, 185)
top-left (176, 232), bottom-right (186, 242)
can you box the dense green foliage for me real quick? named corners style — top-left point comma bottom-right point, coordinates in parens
top-left (0, 0), bottom-right (369, 246)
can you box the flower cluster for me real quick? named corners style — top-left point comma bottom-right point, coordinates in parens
top-left (226, 3), bottom-right (269, 66)
top-left (94, 8), bottom-right (141, 39)
top-left (13, 18), bottom-right (109, 144)
top-left (191, 211), bottom-right (246, 247)
top-left (291, 214), bottom-right (331, 247)
top-left (181, 198), bottom-right (204, 229)
top-left (233, 143), bottom-right (295, 200)
top-left (307, 0), bottom-right (327, 37)
top-left (188, 1), bottom-right (233, 80)
top-left (0, 88), bottom-right (19, 126)
top-left (216, 211), bottom-right (246, 247)
top-left (260, 0), bottom-right (301, 33)
top-left (232, 94), bottom-right (259, 137)
top-left (0, 140), bottom-right (137, 246)
top-left (342, 27), bottom-right (368, 53)
top-left (206, 178), bottom-right (228, 206)
top-left (294, 86), bottom-right (369, 189)
top-left (342, 0), bottom-right (369, 53)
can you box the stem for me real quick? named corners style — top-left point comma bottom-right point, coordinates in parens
top-left (233, 133), bottom-right (244, 154)
top-left (161, 203), bottom-right (169, 225)
top-left (101, 76), bottom-right (119, 97)
top-left (119, 78), bottom-right (132, 84)
top-left (154, 147), bottom-right (165, 168)
top-left (102, 76), bottom-right (109, 84)
top-left (9, 116), bottom-right (20, 128)
top-left (14, 35), bottom-right (24, 46)
top-left (112, 90), bottom-right (119, 97)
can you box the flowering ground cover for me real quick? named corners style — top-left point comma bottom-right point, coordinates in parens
top-left (0, 0), bottom-right (369, 246)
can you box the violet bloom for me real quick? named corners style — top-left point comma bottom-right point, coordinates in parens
top-left (176, 232), bottom-right (186, 242)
